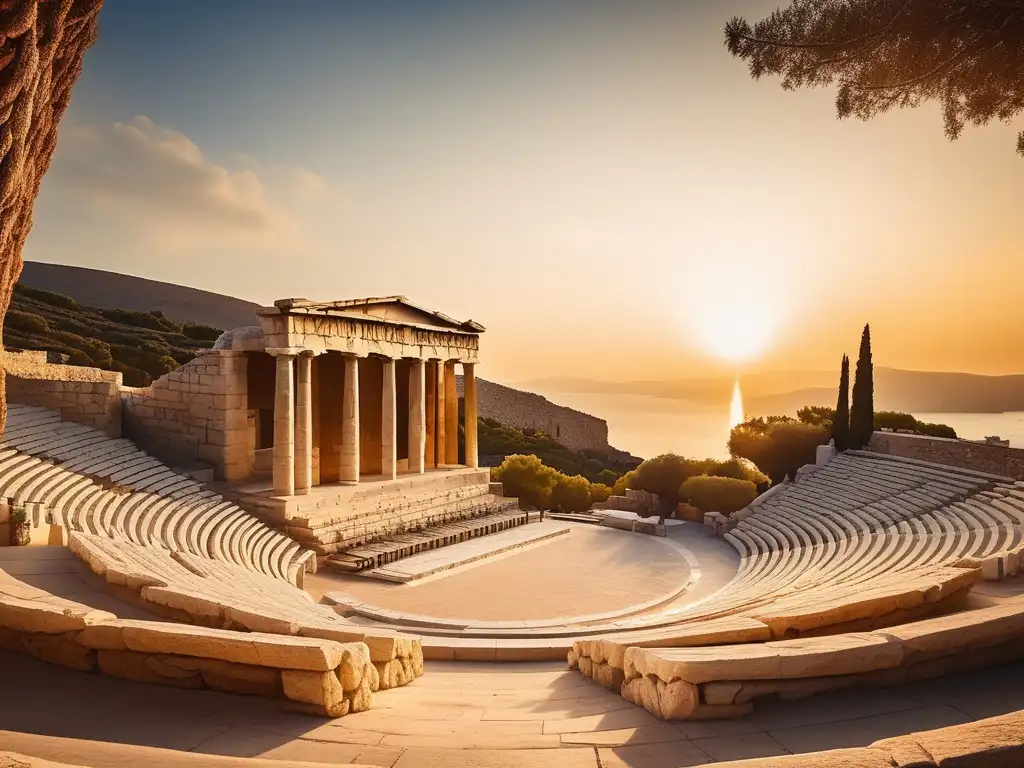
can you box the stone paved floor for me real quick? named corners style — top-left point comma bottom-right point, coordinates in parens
top-left (3, 651), bottom-right (1023, 768)
top-left (0, 546), bottom-right (158, 620)
top-left (307, 523), bottom-right (736, 622)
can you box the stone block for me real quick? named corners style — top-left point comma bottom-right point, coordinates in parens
top-left (0, 595), bottom-right (116, 634)
top-left (98, 649), bottom-right (204, 688)
top-left (19, 631), bottom-right (97, 671)
top-left (120, 622), bottom-right (346, 671)
top-left (282, 669), bottom-right (349, 717)
top-left (982, 555), bottom-right (1005, 582)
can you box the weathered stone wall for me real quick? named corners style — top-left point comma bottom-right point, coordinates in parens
top-left (456, 377), bottom-right (609, 451)
top-left (4, 350), bottom-right (121, 435)
top-left (868, 431), bottom-right (1024, 480)
top-left (121, 350), bottom-right (253, 479)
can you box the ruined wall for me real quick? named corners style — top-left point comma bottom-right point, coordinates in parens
top-left (4, 350), bottom-right (121, 435)
top-left (121, 351), bottom-right (254, 479)
top-left (456, 376), bottom-right (609, 451)
top-left (0, 1), bottom-right (105, 432)
top-left (868, 431), bottom-right (1024, 480)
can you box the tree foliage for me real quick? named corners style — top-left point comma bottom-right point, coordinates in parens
top-left (551, 474), bottom-right (593, 514)
top-left (5, 284), bottom-right (222, 387)
top-left (630, 453), bottom-right (769, 507)
top-left (849, 324), bottom-right (875, 449)
top-left (832, 354), bottom-right (851, 451)
top-left (725, 1), bottom-right (1024, 158)
top-left (478, 417), bottom-right (640, 484)
top-left (490, 454), bottom-right (560, 509)
top-left (679, 475), bottom-right (759, 515)
top-left (729, 418), bottom-right (831, 484)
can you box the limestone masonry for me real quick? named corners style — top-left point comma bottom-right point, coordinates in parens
top-left (869, 430), bottom-right (1024, 480)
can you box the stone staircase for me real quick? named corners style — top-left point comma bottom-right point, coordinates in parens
top-left (324, 508), bottom-right (535, 573)
top-left (244, 469), bottom-right (522, 556)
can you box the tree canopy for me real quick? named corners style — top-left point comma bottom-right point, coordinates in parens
top-left (725, 1), bottom-right (1024, 158)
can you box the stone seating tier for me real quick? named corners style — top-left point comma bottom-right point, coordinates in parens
top-left (67, 531), bottom-right (423, 690)
top-left (568, 451), bottom-right (1019, 685)
top-left (618, 599), bottom-right (1024, 721)
top-left (0, 406), bottom-right (312, 585)
top-left (0, 590), bottom-right (376, 717)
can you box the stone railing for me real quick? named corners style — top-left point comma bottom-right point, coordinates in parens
top-left (0, 594), bottom-right (375, 717)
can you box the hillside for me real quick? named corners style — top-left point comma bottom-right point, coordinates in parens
top-left (18, 262), bottom-right (259, 330)
top-left (478, 418), bottom-right (641, 483)
top-left (4, 284), bottom-right (221, 387)
top-left (529, 368), bottom-right (1024, 415)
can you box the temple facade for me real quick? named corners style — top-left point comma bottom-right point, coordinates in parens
top-left (217, 296), bottom-right (484, 497)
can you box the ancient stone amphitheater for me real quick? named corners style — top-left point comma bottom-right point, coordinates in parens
top-left (1, 402), bottom-right (1023, 767)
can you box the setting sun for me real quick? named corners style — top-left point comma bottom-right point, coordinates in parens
top-left (690, 281), bottom-right (778, 363)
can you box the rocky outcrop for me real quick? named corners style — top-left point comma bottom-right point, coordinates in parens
top-left (456, 376), bottom-right (609, 451)
top-left (0, 0), bottom-right (104, 433)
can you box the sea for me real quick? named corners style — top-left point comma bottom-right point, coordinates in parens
top-left (537, 388), bottom-right (1024, 461)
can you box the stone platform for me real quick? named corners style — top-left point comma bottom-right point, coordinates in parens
top-left (232, 468), bottom-right (519, 556)
top-left (340, 517), bottom-right (570, 582)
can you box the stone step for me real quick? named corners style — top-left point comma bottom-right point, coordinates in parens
top-left (324, 508), bottom-right (531, 572)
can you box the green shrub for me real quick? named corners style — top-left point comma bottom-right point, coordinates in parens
top-left (874, 411), bottom-right (919, 432)
top-left (182, 323), bottom-right (222, 341)
top-left (14, 285), bottom-right (79, 309)
top-left (707, 457), bottom-right (770, 489)
top-left (917, 421), bottom-right (958, 439)
top-left (551, 474), bottom-right (592, 513)
top-left (491, 454), bottom-right (560, 509)
top-left (729, 417), bottom-right (830, 484)
top-left (679, 475), bottom-right (758, 515)
top-left (796, 406), bottom-right (835, 428)
top-left (589, 483), bottom-right (613, 504)
top-left (632, 454), bottom-right (707, 505)
top-left (5, 309), bottom-right (49, 335)
top-left (611, 469), bottom-right (637, 497)
top-left (99, 308), bottom-right (181, 332)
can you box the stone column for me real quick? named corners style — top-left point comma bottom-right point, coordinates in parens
top-left (463, 362), bottom-right (479, 469)
top-left (444, 361), bottom-right (459, 465)
top-left (382, 357), bottom-right (397, 481)
top-left (294, 351), bottom-right (314, 495)
top-left (340, 354), bottom-right (360, 484)
top-left (434, 360), bottom-right (445, 468)
top-left (269, 349), bottom-right (296, 496)
top-left (408, 359), bottom-right (426, 474)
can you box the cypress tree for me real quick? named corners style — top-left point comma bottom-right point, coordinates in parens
top-left (831, 354), bottom-right (850, 451)
top-left (849, 324), bottom-right (874, 450)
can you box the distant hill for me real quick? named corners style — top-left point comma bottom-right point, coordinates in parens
top-left (19, 262), bottom-right (260, 330)
top-left (530, 369), bottom-right (1024, 415)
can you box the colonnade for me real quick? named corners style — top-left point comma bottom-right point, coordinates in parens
top-left (267, 348), bottom-right (478, 496)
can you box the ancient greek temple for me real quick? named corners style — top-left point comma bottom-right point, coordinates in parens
top-left (215, 296), bottom-right (482, 499)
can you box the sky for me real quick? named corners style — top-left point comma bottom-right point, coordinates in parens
top-left (24, 0), bottom-right (1024, 385)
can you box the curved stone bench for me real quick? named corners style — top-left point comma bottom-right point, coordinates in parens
top-left (0, 591), bottom-right (376, 717)
top-left (68, 531), bottom-right (423, 691)
top-left (620, 599), bottom-right (1024, 721)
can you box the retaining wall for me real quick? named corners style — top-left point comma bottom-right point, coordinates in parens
top-left (868, 430), bottom-right (1024, 480)
top-left (4, 350), bottom-right (121, 436)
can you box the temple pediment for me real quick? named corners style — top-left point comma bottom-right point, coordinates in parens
top-left (268, 296), bottom-right (485, 334)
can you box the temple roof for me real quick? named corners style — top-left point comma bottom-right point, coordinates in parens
top-left (265, 296), bottom-right (486, 333)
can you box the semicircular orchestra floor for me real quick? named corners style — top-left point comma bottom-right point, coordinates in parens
top-left (304, 522), bottom-right (741, 638)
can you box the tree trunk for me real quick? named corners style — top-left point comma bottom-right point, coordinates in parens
top-left (0, 0), bottom-right (104, 435)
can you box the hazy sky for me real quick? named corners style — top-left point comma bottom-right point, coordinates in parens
top-left (24, 0), bottom-right (1024, 384)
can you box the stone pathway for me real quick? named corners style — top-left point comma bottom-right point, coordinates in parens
top-left (0, 545), bottom-right (157, 620)
top-left (359, 520), bottom-right (573, 583)
top-left (3, 651), bottom-right (1023, 767)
